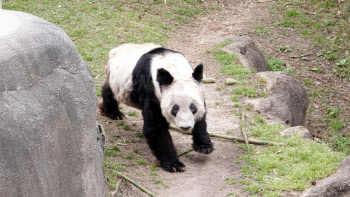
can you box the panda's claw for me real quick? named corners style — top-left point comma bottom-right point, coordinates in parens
top-left (162, 160), bottom-right (186, 173)
top-left (193, 143), bottom-right (214, 154)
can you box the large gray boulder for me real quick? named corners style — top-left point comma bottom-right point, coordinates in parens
top-left (222, 36), bottom-right (268, 72)
top-left (0, 10), bottom-right (107, 197)
top-left (248, 72), bottom-right (309, 126)
top-left (301, 156), bottom-right (350, 197)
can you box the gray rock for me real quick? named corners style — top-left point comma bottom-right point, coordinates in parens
top-left (301, 156), bottom-right (350, 197)
top-left (280, 126), bottom-right (313, 139)
top-left (248, 72), bottom-right (309, 126)
top-left (222, 36), bottom-right (268, 72)
top-left (0, 10), bottom-right (107, 197)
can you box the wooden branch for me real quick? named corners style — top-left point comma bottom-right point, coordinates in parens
top-left (178, 147), bottom-right (194, 157)
top-left (108, 167), bottom-right (155, 197)
top-left (241, 111), bottom-right (251, 152)
top-left (170, 125), bottom-right (286, 146)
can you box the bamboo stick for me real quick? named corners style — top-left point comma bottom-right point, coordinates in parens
top-left (241, 111), bottom-right (251, 151)
top-left (170, 125), bottom-right (286, 146)
top-left (108, 167), bottom-right (155, 197)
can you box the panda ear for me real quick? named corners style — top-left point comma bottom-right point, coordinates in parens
top-left (192, 64), bottom-right (203, 82)
top-left (157, 68), bottom-right (173, 86)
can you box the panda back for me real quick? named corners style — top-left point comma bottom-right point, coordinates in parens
top-left (108, 43), bottom-right (160, 106)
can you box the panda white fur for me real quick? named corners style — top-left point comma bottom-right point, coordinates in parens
top-left (102, 43), bottom-right (213, 172)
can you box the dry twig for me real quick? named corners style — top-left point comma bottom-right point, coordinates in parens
top-left (108, 167), bottom-right (155, 197)
top-left (241, 111), bottom-right (251, 152)
top-left (178, 147), bottom-right (194, 157)
top-left (170, 125), bottom-right (286, 146)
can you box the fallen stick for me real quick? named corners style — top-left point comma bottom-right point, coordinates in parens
top-left (170, 125), bottom-right (286, 146)
top-left (108, 167), bottom-right (155, 197)
top-left (178, 147), bottom-right (194, 157)
top-left (241, 111), bottom-right (251, 152)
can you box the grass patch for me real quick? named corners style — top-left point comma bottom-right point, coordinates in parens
top-left (105, 145), bottom-right (121, 157)
top-left (136, 132), bottom-right (143, 138)
top-left (224, 177), bottom-right (237, 185)
top-left (122, 124), bottom-right (131, 131)
top-left (3, 0), bottom-right (212, 92)
top-left (266, 57), bottom-right (289, 72)
top-left (230, 96), bottom-right (239, 102)
top-left (217, 38), bottom-right (233, 48)
top-left (136, 159), bottom-right (148, 165)
top-left (272, 0), bottom-right (350, 80)
top-left (104, 159), bottom-right (126, 189)
top-left (233, 87), bottom-right (258, 98)
top-left (211, 50), bottom-right (251, 80)
top-left (108, 135), bottom-right (119, 143)
top-left (239, 121), bottom-right (346, 196)
top-left (127, 110), bottom-right (139, 116)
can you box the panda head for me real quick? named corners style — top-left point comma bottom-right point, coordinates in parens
top-left (157, 64), bottom-right (205, 131)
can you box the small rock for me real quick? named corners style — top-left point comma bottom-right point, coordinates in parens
top-left (280, 126), bottom-right (313, 140)
top-left (225, 78), bottom-right (239, 85)
top-left (222, 36), bottom-right (267, 72)
top-left (248, 72), bottom-right (309, 126)
top-left (202, 77), bottom-right (216, 83)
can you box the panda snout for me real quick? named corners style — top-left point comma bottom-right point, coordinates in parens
top-left (180, 126), bottom-right (191, 131)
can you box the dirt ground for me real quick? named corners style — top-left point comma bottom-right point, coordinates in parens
top-left (98, 1), bottom-right (349, 196)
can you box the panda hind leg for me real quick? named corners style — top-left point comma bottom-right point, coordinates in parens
top-left (101, 82), bottom-right (125, 120)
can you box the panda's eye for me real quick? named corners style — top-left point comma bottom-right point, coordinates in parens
top-left (190, 103), bottom-right (197, 114)
top-left (171, 104), bottom-right (179, 116)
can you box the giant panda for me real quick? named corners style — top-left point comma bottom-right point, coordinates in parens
top-left (101, 43), bottom-right (213, 172)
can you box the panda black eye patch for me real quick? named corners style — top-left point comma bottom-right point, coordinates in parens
top-left (190, 103), bottom-right (197, 114)
top-left (171, 104), bottom-right (179, 116)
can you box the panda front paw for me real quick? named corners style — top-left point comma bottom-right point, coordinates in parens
top-left (161, 160), bottom-right (186, 172)
top-left (105, 110), bottom-right (125, 120)
top-left (193, 143), bottom-right (214, 154)
top-left (108, 112), bottom-right (125, 120)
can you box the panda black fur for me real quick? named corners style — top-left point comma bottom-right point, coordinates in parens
top-left (102, 43), bottom-right (213, 172)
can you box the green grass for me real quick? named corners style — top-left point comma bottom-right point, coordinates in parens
top-left (230, 96), bottom-right (239, 102)
top-left (233, 87), bottom-right (258, 98)
top-left (136, 159), bottom-right (147, 165)
top-left (239, 121), bottom-right (346, 196)
top-left (211, 50), bottom-right (251, 80)
top-left (254, 25), bottom-right (270, 35)
top-left (266, 57), bottom-right (289, 72)
top-left (224, 177), bottom-right (237, 185)
top-left (215, 87), bottom-right (222, 91)
top-left (273, 0), bottom-right (350, 80)
top-left (104, 159), bottom-right (126, 189)
top-left (105, 145), bottom-right (121, 157)
top-left (135, 132), bottom-right (143, 138)
top-left (331, 136), bottom-right (350, 155)
top-left (217, 38), bottom-right (233, 48)
top-left (122, 124), bottom-right (131, 131)
top-left (108, 135), bottom-right (119, 143)
top-left (127, 110), bottom-right (139, 116)
top-left (3, 0), bottom-right (211, 91)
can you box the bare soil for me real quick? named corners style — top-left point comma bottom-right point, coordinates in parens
top-left (98, 0), bottom-right (349, 196)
